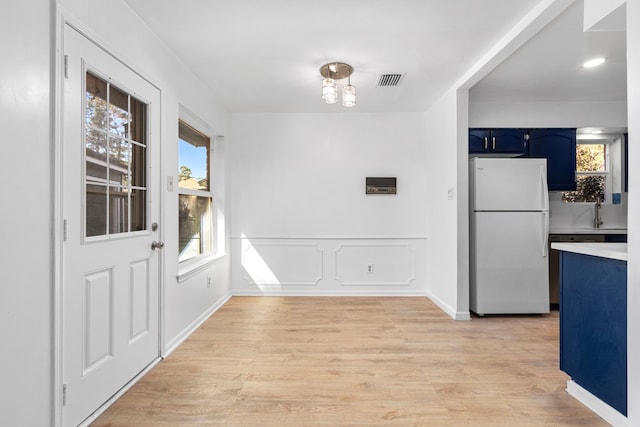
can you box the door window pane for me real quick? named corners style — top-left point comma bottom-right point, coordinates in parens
top-left (130, 98), bottom-right (147, 145)
top-left (131, 142), bottom-right (146, 187)
top-left (109, 185), bottom-right (129, 234)
top-left (109, 85), bottom-right (129, 138)
top-left (85, 71), bottom-right (148, 238)
top-left (86, 129), bottom-right (107, 183)
top-left (86, 184), bottom-right (107, 237)
top-left (131, 189), bottom-right (146, 232)
top-left (86, 73), bottom-right (107, 130)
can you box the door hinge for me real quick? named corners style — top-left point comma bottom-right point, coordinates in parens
top-left (64, 55), bottom-right (68, 79)
top-left (62, 383), bottom-right (68, 406)
top-left (63, 219), bottom-right (68, 242)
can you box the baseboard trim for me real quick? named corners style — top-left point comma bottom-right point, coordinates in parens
top-left (566, 380), bottom-right (627, 426)
top-left (232, 290), bottom-right (427, 297)
top-left (163, 291), bottom-right (232, 357)
top-left (425, 290), bottom-right (471, 321)
top-left (232, 235), bottom-right (428, 240)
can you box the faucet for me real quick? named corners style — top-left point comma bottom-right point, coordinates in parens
top-left (594, 196), bottom-right (604, 228)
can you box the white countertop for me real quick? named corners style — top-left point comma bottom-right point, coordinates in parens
top-left (549, 228), bottom-right (627, 235)
top-left (550, 242), bottom-right (628, 261)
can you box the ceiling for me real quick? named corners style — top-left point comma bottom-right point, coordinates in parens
top-left (470, 1), bottom-right (627, 104)
top-left (123, 0), bottom-right (627, 114)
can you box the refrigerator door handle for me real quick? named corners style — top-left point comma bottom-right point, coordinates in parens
top-left (540, 166), bottom-right (549, 211)
top-left (542, 211), bottom-right (549, 258)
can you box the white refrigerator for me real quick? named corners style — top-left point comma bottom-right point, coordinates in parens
top-left (469, 157), bottom-right (550, 315)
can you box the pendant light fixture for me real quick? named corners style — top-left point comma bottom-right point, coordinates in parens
top-left (342, 75), bottom-right (356, 107)
top-left (319, 62), bottom-right (355, 107)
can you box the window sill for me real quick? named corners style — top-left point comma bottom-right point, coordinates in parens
top-left (176, 253), bottom-right (226, 283)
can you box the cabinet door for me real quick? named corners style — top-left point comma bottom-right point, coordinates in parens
top-left (469, 128), bottom-right (527, 155)
top-left (469, 128), bottom-right (490, 153)
top-left (529, 128), bottom-right (576, 191)
top-left (560, 252), bottom-right (627, 416)
top-left (491, 128), bottom-right (527, 155)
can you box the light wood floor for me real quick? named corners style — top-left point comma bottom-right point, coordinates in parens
top-left (92, 297), bottom-right (608, 426)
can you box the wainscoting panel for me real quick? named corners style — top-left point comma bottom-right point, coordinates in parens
top-left (240, 240), bottom-right (323, 287)
top-left (334, 243), bottom-right (416, 286)
top-left (231, 237), bottom-right (427, 296)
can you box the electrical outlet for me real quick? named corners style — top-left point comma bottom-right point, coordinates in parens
top-left (367, 264), bottom-right (374, 274)
top-left (207, 276), bottom-right (212, 288)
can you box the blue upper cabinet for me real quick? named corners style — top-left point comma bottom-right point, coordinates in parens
top-left (469, 128), bottom-right (528, 156)
top-left (528, 128), bottom-right (577, 191)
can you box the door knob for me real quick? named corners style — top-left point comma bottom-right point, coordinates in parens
top-left (151, 241), bottom-right (165, 250)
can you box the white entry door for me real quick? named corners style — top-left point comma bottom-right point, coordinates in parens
top-left (62, 24), bottom-right (162, 427)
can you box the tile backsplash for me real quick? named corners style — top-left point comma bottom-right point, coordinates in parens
top-left (549, 192), bottom-right (628, 230)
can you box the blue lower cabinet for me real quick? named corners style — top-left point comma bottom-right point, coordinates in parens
top-left (560, 252), bottom-right (627, 415)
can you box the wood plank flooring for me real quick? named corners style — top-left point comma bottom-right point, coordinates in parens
top-left (92, 297), bottom-right (608, 426)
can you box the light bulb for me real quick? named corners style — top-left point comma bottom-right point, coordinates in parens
top-left (322, 78), bottom-right (337, 104)
top-left (583, 57), bottom-right (606, 68)
top-left (342, 84), bottom-right (356, 107)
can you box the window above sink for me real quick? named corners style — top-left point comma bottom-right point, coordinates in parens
top-left (562, 129), bottom-right (626, 204)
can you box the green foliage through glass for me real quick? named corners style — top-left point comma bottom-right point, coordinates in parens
top-left (562, 143), bottom-right (606, 203)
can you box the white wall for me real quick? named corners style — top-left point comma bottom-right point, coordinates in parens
top-left (229, 113), bottom-right (428, 237)
top-left (469, 100), bottom-right (627, 129)
top-left (422, 89), bottom-right (471, 319)
top-left (626, 0), bottom-right (639, 424)
top-left (0, 1), bottom-right (53, 425)
top-left (228, 113), bottom-right (428, 295)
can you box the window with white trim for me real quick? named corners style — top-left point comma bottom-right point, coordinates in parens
top-left (562, 142), bottom-right (608, 203)
top-left (178, 120), bottom-right (215, 262)
top-left (562, 134), bottom-right (625, 204)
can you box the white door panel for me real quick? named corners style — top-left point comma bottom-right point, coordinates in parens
top-left (62, 24), bottom-right (161, 427)
top-left (471, 211), bottom-right (549, 314)
top-left (470, 158), bottom-right (548, 211)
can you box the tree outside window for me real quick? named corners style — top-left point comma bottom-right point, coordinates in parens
top-left (562, 143), bottom-right (606, 203)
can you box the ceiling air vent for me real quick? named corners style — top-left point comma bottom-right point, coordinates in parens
top-left (376, 73), bottom-right (405, 87)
